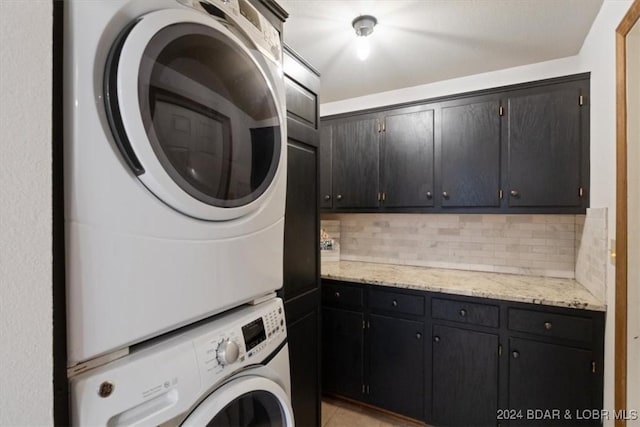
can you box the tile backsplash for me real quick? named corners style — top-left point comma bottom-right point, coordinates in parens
top-left (575, 208), bottom-right (608, 301)
top-left (320, 220), bottom-right (341, 262)
top-left (322, 213), bottom-right (582, 278)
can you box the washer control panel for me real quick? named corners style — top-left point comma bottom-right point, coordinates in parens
top-left (193, 298), bottom-right (286, 385)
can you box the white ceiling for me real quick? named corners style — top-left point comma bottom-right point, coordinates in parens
top-left (279, 0), bottom-right (604, 103)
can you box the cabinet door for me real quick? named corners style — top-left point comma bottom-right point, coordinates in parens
top-left (432, 325), bottom-right (499, 426)
top-left (508, 338), bottom-right (596, 425)
top-left (322, 307), bottom-right (364, 400)
top-left (441, 98), bottom-right (501, 207)
top-left (368, 315), bottom-right (425, 420)
top-left (287, 308), bottom-right (320, 427)
top-left (332, 118), bottom-right (379, 208)
top-left (283, 141), bottom-right (318, 300)
top-left (381, 110), bottom-right (434, 207)
top-left (506, 83), bottom-right (585, 207)
top-left (319, 124), bottom-right (333, 208)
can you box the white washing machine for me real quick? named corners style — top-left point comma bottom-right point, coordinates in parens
top-left (70, 297), bottom-right (294, 426)
top-left (64, 0), bottom-right (287, 367)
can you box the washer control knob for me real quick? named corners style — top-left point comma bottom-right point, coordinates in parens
top-left (217, 339), bottom-right (239, 366)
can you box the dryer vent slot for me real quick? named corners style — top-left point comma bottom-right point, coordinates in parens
top-left (199, 2), bottom-right (225, 19)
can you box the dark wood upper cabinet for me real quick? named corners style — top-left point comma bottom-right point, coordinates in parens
top-left (440, 97), bottom-right (501, 208)
top-left (332, 117), bottom-right (380, 208)
top-left (319, 124), bottom-right (333, 209)
top-left (381, 109), bottom-right (435, 208)
top-left (320, 73), bottom-right (589, 214)
top-left (506, 81), bottom-right (587, 208)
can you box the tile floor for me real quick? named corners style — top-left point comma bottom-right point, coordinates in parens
top-left (321, 397), bottom-right (430, 427)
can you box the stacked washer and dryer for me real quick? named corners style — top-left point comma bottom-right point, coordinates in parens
top-left (64, 0), bottom-right (293, 424)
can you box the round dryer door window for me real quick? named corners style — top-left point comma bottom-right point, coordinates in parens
top-left (105, 9), bottom-right (284, 221)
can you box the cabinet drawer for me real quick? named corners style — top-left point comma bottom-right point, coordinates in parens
top-left (508, 308), bottom-right (593, 343)
top-left (432, 298), bottom-right (499, 328)
top-left (369, 289), bottom-right (424, 316)
top-left (322, 282), bottom-right (363, 309)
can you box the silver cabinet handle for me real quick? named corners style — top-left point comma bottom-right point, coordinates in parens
top-left (510, 190), bottom-right (520, 198)
top-left (459, 309), bottom-right (467, 317)
top-left (544, 321), bottom-right (553, 330)
top-left (324, 194), bottom-right (331, 201)
top-left (416, 332), bottom-right (422, 340)
top-left (334, 291), bottom-right (340, 298)
top-left (512, 351), bottom-right (520, 359)
top-left (392, 300), bottom-right (398, 307)
top-left (442, 191), bottom-right (450, 199)
top-left (336, 194), bottom-right (343, 201)
top-left (433, 336), bottom-right (440, 343)
top-left (426, 191), bottom-right (433, 199)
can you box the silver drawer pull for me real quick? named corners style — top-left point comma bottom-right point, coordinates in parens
top-left (512, 351), bottom-right (520, 359)
top-left (392, 300), bottom-right (398, 307)
top-left (459, 308), bottom-right (467, 317)
top-left (416, 332), bottom-right (422, 340)
top-left (334, 291), bottom-right (340, 298)
top-left (544, 321), bottom-right (553, 330)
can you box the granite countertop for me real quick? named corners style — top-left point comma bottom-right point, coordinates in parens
top-left (321, 261), bottom-right (606, 311)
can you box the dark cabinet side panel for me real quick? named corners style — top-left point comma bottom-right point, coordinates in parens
top-left (287, 309), bottom-right (320, 427)
top-left (440, 99), bottom-right (501, 207)
top-left (368, 314), bottom-right (425, 420)
top-left (322, 307), bottom-right (364, 400)
top-left (508, 338), bottom-right (596, 426)
top-left (283, 141), bottom-right (318, 300)
top-left (432, 325), bottom-right (499, 426)
top-left (382, 110), bottom-right (435, 207)
top-left (332, 118), bottom-right (379, 208)
top-left (285, 78), bottom-right (317, 129)
top-left (506, 84), bottom-right (583, 207)
top-left (319, 124), bottom-right (333, 208)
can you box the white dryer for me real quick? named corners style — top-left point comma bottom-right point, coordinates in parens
top-left (64, 0), bottom-right (287, 366)
top-left (70, 297), bottom-right (294, 426)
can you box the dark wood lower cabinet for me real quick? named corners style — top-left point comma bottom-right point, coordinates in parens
top-left (322, 307), bottom-right (364, 401)
top-left (321, 280), bottom-right (604, 427)
top-left (508, 338), bottom-right (597, 426)
top-left (368, 314), bottom-right (425, 420)
top-left (432, 325), bottom-right (499, 426)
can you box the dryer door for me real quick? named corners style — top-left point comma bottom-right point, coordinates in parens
top-left (105, 9), bottom-right (284, 221)
top-left (181, 376), bottom-right (294, 426)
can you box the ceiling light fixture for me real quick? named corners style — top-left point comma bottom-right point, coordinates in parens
top-left (352, 14), bottom-right (377, 61)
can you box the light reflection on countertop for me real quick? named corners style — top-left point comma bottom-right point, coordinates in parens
top-left (321, 260), bottom-right (605, 311)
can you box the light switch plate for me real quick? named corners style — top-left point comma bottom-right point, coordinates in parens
top-left (610, 238), bottom-right (616, 266)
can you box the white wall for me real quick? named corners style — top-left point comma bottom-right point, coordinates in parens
top-left (321, 0), bottom-right (633, 422)
top-left (577, 2), bottom-right (632, 423)
top-left (0, 1), bottom-right (54, 426)
top-left (321, 55), bottom-right (582, 116)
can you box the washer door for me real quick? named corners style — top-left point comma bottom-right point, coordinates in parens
top-left (105, 9), bottom-right (283, 221)
top-left (181, 376), bottom-right (294, 426)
